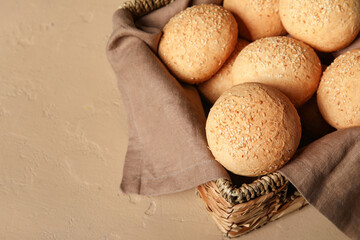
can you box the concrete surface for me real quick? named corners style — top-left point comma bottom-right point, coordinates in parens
top-left (0, 0), bottom-right (350, 239)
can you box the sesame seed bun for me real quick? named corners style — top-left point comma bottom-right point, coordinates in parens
top-left (158, 4), bottom-right (238, 84)
top-left (279, 0), bottom-right (360, 52)
top-left (197, 38), bottom-right (249, 104)
top-left (223, 0), bottom-right (286, 41)
top-left (231, 36), bottom-right (322, 107)
top-left (206, 82), bottom-right (301, 176)
top-left (317, 49), bottom-right (360, 129)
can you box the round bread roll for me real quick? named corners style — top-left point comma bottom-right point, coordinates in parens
top-left (317, 49), bottom-right (360, 129)
top-left (231, 36), bottom-right (322, 107)
top-left (197, 38), bottom-right (249, 104)
top-left (279, 0), bottom-right (360, 52)
top-left (158, 4), bottom-right (238, 84)
top-left (223, 0), bottom-right (286, 41)
top-left (206, 83), bottom-right (301, 176)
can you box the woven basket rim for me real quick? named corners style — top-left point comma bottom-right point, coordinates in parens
top-left (215, 172), bottom-right (288, 205)
top-left (121, 0), bottom-right (176, 19)
top-left (197, 180), bottom-right (307, 238)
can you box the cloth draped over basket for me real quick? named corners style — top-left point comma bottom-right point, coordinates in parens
top-left (106, 0), bottom-right (360, 238)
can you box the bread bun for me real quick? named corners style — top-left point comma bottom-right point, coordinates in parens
top-left (223, 0), bottom-right (286, 41)
top-left (317, 49), bottom-right (360, 129)
top-left (206, 83), bottom-right (301, 176)
top-left (231, 36), bottom-right (322, 107)
top-left (197, 38), bottom-right (249, 104)
top-left (279, 0), bottom-right (360, 52)
top-left (158, 4), bottom-right (238, 84)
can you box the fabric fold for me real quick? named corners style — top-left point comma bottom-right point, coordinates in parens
top-left (279, 127), bottom-right (360, 239)
top-left (106, 0), bottom-right (229, 196)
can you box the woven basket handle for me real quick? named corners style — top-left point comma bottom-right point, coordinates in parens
top-left (122, 0), bottom-right (176, 19)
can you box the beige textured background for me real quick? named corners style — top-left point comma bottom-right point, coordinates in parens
top-left (0, 0), bottom-right (350, 239)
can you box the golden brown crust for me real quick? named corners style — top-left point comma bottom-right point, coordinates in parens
top-left (197, 38), bottom-right (249, 104)
top-left (231, 36), bottom-right (322, 107)
top-left (317, 49), bottom-right (360, 129)
top-left (279, 0), bottom-right (360, 52)
top-left (223, 0), bottom-right (286, 41)
top-left (206, 83), bottom-right (301, 176)
top-left (158, 4), bottom-right (238, 84)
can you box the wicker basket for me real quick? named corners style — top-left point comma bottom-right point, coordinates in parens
top-left (196, 175), bottom-right (307, 238)
top-left (120, 0), bottom-right (308, 238)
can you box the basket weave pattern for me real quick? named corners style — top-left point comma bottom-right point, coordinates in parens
top-left (122, 0), bottom-right (175, 18)
top-left (120, 0), bottom-right (308, 237)
top-left (215, 172), bottom-right (286, 204)
top-left (197, 176), bottom-right (307, 238)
